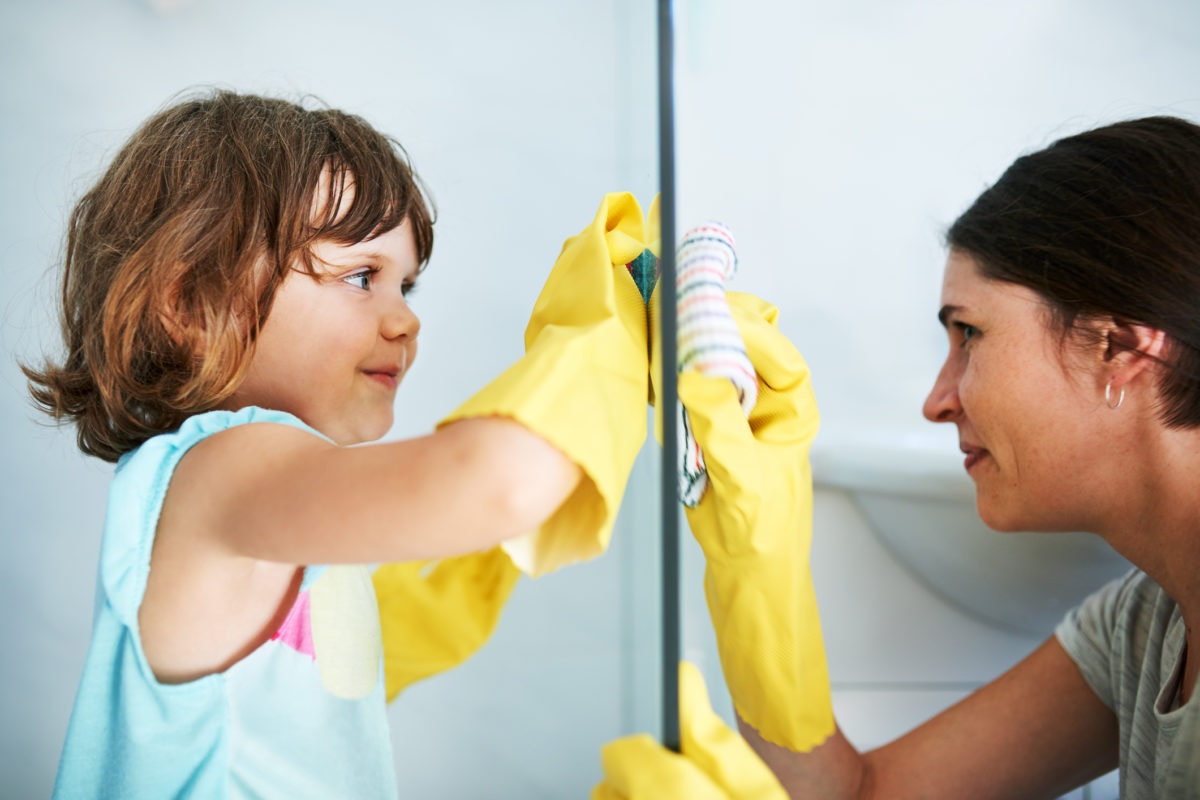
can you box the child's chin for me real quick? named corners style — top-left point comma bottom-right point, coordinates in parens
top-left (357, 417), bottom-right (396, 445)
top-left (326, 417), bottom-right (393, 447)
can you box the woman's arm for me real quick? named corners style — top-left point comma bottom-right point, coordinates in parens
top-left (740, 636), bottom-right (1119, 799)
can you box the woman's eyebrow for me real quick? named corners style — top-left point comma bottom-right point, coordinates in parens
top-left (937, 304), bottom-right (963, 328)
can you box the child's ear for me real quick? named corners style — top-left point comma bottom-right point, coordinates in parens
top-left (157, 272), bottom-right (206, 356)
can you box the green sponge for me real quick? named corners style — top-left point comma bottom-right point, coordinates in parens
top-left (626, 248), bottom-right (659, 304)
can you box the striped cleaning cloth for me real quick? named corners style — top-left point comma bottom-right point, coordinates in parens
top-left (675, 222), bottom-right (756, 506)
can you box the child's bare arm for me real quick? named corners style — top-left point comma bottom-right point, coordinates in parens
top-left (173, 416), bottom-right (581, 566)
top-left (139, 416), bottom-right (577, 684)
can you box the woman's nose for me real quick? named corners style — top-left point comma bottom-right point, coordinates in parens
top-left (922, 359), bottom-right (962, 423)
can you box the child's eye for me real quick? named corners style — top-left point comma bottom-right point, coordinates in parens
top-left (402, 280), bottom-right (418, 298)
top-left (342, 269), bottom-right (377, 291)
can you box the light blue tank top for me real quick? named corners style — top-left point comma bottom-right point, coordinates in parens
top-left (53, 407), bottom-right (399, 799)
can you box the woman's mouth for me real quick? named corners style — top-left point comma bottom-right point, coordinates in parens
top-left (961, 445), bottom-right (987, 472)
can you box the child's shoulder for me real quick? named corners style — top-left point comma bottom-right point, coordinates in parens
top-left (120, 406), bottom-right (327, 470)
top-left (111, 406), bottom-right (333, 564)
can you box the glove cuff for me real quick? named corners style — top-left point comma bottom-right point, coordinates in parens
top-left (704, 562), bottom-right (835, 751)
top-left (440, 325), bottom-right (646, 576)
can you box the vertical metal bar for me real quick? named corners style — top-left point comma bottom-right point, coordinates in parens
top-left (657, 0), bottom-right (681, 754)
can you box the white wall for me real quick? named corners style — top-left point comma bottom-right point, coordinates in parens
top-left (671, 2), bottom-right (1200, 797)
top-left (0, 2), bottom-right (659, 798)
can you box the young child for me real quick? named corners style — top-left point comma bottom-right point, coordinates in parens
top-left (26, 89), bottom-right (652, 798)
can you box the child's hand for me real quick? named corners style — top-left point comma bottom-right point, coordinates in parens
top-left (593, 662), bottom-right (787, 800)
top-left (440, 193), bottom-right (652, 576)
top-left (523, 192), bottom-right (651, 358)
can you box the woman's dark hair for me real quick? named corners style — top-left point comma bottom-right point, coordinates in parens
top-left (22, 89), bottom-right (436, 461)
top-left (947, 115), bottom-right (1200, 428)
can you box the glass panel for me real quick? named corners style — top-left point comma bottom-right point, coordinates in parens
top-left (1, 1), bottom-right (660, 797)
top-left (671, 0), bottom-right (1200, 754)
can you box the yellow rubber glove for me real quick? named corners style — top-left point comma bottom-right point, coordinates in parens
top-left (439, 192), bottom-right (651, 577)
top-left (373, 547), bottom-right (520, 702)
top-left (592, 662), bottom-right (787, 799)
top-left (373, 195), bottom-right (650, 700)
top-left (652, 289), bottom-right (834, 751)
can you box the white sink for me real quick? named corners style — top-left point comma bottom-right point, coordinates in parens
top-left (810, 425), bottom-right (1131, 636)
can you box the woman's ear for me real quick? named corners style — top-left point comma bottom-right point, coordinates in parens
top-left (1103, 321), bottom-right (1168, 393)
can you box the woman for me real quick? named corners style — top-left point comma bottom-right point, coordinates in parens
top-left (596, 116), bottom-right (1200, 799)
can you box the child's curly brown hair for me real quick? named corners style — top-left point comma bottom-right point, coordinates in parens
top-left (23, 89), bottom-right (435, 462)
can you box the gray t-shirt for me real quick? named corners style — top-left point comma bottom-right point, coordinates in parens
top-left (1055, 568), bottom-right (1199, 798)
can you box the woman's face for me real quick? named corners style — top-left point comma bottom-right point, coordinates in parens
top-left (923, 251), bottom-right (1111, 533)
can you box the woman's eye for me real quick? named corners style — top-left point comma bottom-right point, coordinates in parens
top-left (342, 269), bottom-right (376, 290)
top-left (402, 280), bottom-right (418, 298)
top-left (955, 322), bottom-right (979, 345)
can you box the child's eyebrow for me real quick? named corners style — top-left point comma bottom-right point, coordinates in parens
top-left (349, 246), bottom-right (386, 260)
top-left (319, 243), bottom-right (384, 266)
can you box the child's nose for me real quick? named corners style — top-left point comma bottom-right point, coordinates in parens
top-left (382, 295), bottom-right (420, 341)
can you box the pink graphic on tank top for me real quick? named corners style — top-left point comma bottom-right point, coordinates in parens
top-left (270, 588), bottom-right (316, 659)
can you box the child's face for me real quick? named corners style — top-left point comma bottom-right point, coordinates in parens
top-left (224, 219), bottom-right (421, 445)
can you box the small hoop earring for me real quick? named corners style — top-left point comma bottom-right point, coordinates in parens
top-left (1105, 380), bottom-right (1125, 410)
